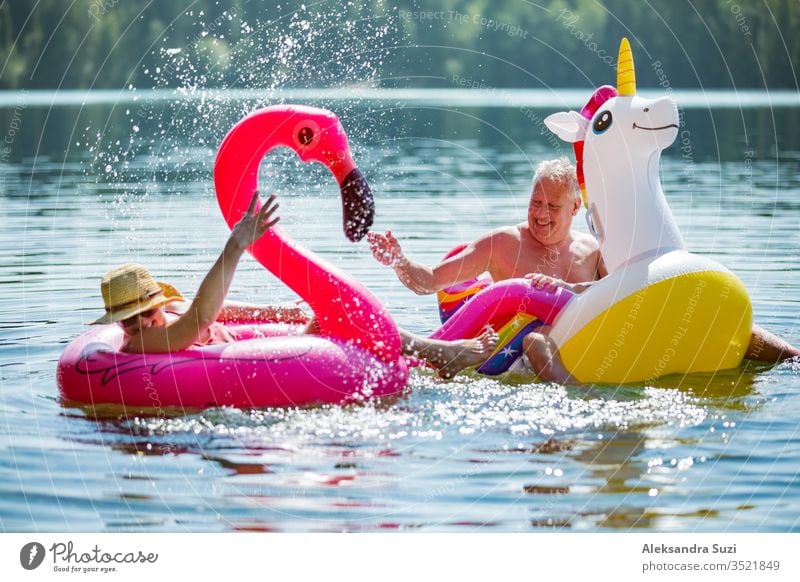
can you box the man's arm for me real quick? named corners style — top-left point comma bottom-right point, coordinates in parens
top-left (566, 246), bottom-right (606, 292)
top-left (527, 273), bottom-right (595, 294)
top-left (526, 238), bottom-right (606, 294)
top-left (597, 253), bottom-right (608, 278)
top-left (368, 229), bottom-right (495, 295)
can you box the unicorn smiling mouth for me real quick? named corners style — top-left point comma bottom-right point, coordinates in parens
top-left (633, 123), bottom-right (679, 131)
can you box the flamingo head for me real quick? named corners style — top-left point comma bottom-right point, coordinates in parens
top-left (283, 106), bottom-right (375, 242)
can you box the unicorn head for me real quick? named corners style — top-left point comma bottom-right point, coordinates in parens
top-left (545, 38), bottom-right (684, 273)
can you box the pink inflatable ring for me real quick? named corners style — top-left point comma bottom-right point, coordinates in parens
top-left (58, 105), bottom-right (409, 409)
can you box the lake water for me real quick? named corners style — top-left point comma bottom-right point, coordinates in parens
top-left (1, 90), bottom-right (799, 532)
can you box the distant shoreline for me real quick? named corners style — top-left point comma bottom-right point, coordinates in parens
top-left (1, 88), bottom-right (798, 109)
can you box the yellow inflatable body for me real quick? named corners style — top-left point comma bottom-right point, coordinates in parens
top-left (551, 251), bottom-right (751, 383)
top-left (543, 39), bottom-right (752, 383)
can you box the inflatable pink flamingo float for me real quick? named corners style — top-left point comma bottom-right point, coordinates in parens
top-left (58, 105), bottom-right (409, 409)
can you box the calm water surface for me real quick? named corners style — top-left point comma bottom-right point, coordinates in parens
top-left (1, 93), bottom-right (799, 532)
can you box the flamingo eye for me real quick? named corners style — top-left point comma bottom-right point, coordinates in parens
top-left (298, 126), bottom-right (315, 145)
top-left (593, 111), bottom-right (613, 134)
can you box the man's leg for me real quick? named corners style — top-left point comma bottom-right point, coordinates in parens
top-left (521, 326), bottom-right (576, 384)
top-left (746, 324), bottom-right (800, 363)
top-left (400, 328), bottom-right (498, 379)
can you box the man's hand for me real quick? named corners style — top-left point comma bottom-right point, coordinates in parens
top-left (367, 229), bottom-right (404, 267)
top-left (230, 191), bottom-right (280, 251)
top-left (525, 273), bottom-right (574, 292)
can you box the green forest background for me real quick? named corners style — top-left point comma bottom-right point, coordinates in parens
top-left (1, 0), bottom-right (798, 91)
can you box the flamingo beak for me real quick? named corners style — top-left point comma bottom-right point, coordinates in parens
top-left (339, 168), bottom-right (375, 242)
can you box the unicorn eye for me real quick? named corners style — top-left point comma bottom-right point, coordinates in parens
top-left (593, 111), bottom-right (613, 134)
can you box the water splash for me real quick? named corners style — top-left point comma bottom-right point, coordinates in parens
top-left (81, 3), bottom-right (401, 254)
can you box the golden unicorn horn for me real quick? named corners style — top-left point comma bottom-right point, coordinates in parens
top-left (616, 37), bottom-right (636, 96)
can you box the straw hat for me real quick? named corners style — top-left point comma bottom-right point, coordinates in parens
top-left (91, 262), bottom-right (184, 324)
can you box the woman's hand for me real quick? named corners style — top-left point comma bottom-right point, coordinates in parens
top-left (367, 229), bottom-right (403, 267)
top-left (525, 273), bottom-right (574, 292)
top-left (229, 190), bottom-right (280, 251)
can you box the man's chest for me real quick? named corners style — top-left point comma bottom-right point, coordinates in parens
top-left (491, 244), bottom-right (595, 282)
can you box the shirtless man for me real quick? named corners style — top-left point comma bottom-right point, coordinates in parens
top-left (369, 158), bottom-right (602, 293)
top-left (369, 157), bottom-right (798, 383)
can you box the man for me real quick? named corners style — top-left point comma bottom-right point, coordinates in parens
top-left (368, 158), bottom-right (602, 293)
top-left (368, 158), bottom-right (798, 383)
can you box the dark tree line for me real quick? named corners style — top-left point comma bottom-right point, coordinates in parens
top-left (1, 0), bottom-right (797, 90)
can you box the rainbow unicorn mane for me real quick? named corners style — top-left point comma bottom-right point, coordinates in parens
top-left (573, 85), bottom-right (617, 208)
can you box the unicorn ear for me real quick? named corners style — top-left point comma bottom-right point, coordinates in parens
top-left (544, 111), bottom-right (588, 143)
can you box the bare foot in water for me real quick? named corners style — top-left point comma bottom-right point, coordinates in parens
top-left (398, 327), bottom-right (499, 380)
top-left (434, 328), bottom-right (499, 379)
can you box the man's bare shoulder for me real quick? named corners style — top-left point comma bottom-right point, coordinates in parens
top-left (570, 230), bottom-right (600, 257)
top-left (472, 224), bottom-right (523, 247)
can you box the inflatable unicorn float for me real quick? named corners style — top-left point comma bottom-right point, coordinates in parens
top-left (434, 38), bottom-right (752, 383)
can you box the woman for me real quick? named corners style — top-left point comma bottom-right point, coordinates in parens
top-left (92, 191), bottom-right (309, 353)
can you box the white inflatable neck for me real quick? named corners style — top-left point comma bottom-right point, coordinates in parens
top-left (585, 146), bottom-right (685, 274)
